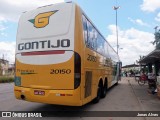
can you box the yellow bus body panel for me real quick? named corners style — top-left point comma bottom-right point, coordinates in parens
top-left (14, 86), bottom-right (82, 106)
top-left (14, 3), bottom-right (119, 106)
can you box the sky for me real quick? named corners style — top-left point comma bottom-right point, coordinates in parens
top-left (0, 0), bottom-right (159, 66)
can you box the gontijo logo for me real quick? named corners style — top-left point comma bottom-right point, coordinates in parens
top-left (28, 10), bottom-right (58, 28)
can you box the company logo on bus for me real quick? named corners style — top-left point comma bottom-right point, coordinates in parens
top-left (18, 39), bottom-right (70, 51)
top-left (28, 10), bottom-right (58, 28)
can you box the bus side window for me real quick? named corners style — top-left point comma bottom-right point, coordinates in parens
top-left (87, 21), bottom-right (97, 50)
top-left (97, 34), bottom-right (105, 55)
top-left (113, 62), bottom-right (117, 76)
top-left (82, 15), bottom-right (88, 46)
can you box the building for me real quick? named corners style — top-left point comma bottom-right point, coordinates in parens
top-left (8, 64), bottom-right (15, 75)
top-left (0, 59), bottom-right (9, 75)
top-left (121, 64), bottom-right (141, 77)
top-left (122, 64), bottom-right (140, 72)
top-left (139, 49), bottom-right (160, 75)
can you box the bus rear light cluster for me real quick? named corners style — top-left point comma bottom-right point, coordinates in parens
top-left (14, 89), bottom-right (21, 92)
top-left (74, 73), bottom-right (80, 79)
top-left (74, 52), bottom-right (81, 89)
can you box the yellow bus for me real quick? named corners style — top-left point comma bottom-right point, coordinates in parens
top-left (14, 2), bottom-right (121, 106)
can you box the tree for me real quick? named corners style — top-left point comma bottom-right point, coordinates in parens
top-left (0, 62), bottom-right (2, 76)
top-left (153, 26), bottom-right (160, 49)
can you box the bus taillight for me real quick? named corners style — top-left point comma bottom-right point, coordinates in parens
top-left (74, 52), bottom-right (81, 89)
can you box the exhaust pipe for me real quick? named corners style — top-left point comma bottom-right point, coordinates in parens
top-left (21, 95), bottom-right (25, 100)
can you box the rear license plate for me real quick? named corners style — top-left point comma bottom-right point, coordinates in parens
top-left (34, 90), bottom-right (45, 95)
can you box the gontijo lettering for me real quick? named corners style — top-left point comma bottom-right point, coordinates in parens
top-left (18, 39), bottom-right (70, 50)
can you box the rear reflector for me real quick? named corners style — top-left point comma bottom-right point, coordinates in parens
top-left (14, 90), bottom-right (21, 92)
top-left (60, 94), bottom-right (65, 96)
top-left (55, 93), bottom-right (72, 96)
top-left (21, 50), bottom-right (65, 56)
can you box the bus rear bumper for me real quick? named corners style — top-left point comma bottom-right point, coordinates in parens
top-left (14, 86), bottom-right (82, 106)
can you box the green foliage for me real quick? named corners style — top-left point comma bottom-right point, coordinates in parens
top-left (0, 76), bottom-right (14, 83)
top-left (153, 29), bottom-right (160, 49)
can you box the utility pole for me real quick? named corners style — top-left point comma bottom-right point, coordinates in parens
top-left (113, 0), bottom-right (121, 79)
top-left (113, 6), bottom-right (120, 54)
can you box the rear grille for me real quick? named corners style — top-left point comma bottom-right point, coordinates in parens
top-left (85, 71), bottom-right (92, 98)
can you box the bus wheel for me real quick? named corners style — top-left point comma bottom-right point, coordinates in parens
top-left (93, 85), bottom-right (102, 103)
top-left (101, 82), bottom-right (107, 98)
top-left (115, 81), bottom-right (118, 85)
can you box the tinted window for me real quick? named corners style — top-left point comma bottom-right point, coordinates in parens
top-left (87, 21), bottom-right (97, 50)
top-left (82, 15), bottom-right (88, 44)
top-left (97, 34), bottom-right (105, 55)
top-left (82, 14), bottom-right (118, 61)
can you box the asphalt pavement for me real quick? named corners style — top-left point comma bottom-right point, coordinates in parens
top-left (0, 77), bottom-right (159, 120)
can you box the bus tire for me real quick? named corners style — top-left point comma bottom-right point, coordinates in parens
top-left (115, 81), bottom-right (118, 85)
top-left (93, 85), bottom-right (102, 103)
top-left (101, 81), bottom-right (108, 98)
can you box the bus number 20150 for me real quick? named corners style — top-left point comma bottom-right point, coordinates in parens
top-left (87, 54), bottom-right (97, 62)
top-left (50, 69), bottom-right (71, 74)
